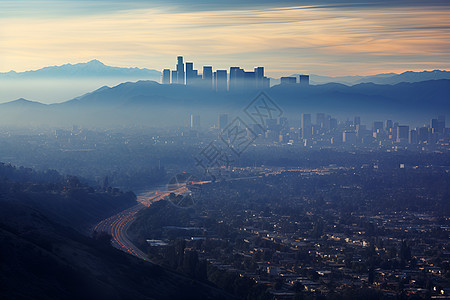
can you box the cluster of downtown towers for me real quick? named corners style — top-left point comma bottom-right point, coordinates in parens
top-left (161, 56), bottom-right (310, 91)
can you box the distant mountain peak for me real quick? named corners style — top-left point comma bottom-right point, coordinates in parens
top-left (87, 59), bottom-right (104, 65)
top-left (0, 60), bottom-right (161, 80)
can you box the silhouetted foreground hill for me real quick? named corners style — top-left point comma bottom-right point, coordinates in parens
top-left (0, 79), bottom-right (448, 127)
top-left (0, 163), bottom-right (136, 232)
top-left (0, 164), bottom-right (234, 300)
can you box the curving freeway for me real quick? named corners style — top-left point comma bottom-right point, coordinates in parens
top-left (92, 185), bottom-right (191, 261)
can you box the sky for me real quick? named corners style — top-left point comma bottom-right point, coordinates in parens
top-left (1, 0), bottom-right (450, 77)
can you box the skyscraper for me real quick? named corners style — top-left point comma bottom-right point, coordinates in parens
top-left (203, 66), bottom-right (213, 89)
top-left (299, 75), bottom-right (310, 85)
top-left (171, 70), bottom-right (177, 84)
top-left (191, 114), bottom-right (200, 129)
top-left (397, 125), bottom-right (409, 143)
top-left (176, 56), bottom-right (185, 84)
top-left (229, 67), bottom-right (244, 91)
top-left (301, 113), bottom-right (312, 139)
top-left (254, 67), bottom-right (264, 89)
top-left (317, 113), bottom-right (326, 127)
top-left (409, 129), bottom-right (418, 144)
top-left (185, 62), bottom-right (194, 85)
top-left (343, 131), bottom-right (357, 144)
top-left (162, 69), bottom-right (171, 84)
top-left (373, 121), bottom-right (383, 132)
top-left (215, 70), bottom-right (228, 92)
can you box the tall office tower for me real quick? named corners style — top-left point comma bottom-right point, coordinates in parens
top-left (215, 70), bottom-right (228, 92)
top-left (244, 70), bottom-right (257, 89)
top-left (176, 56), bottom-right (185, 84)
top-left (301, 113), bottom-right (312, 139)
top-left (280, 77), bottom-right (297, 84)
top-left (218, 114), bottom-right (229, 130)
top-left (431, 118), bottom-right (439, 133)
top-left (171, 70), bottom-right (177, 84)
top-left (330, 118), bottom-right (338, 130)
top-left (254, 67), bottom-right (264, 89)
top-left (353, 116), bottom-right (361, 126)
top-left (299, 75), bottom-right (310, 85)
top-left (409, 129), bottom-right (418, 144)
top-left (162, 69), bottom-right (171, 84)
top-left (316, 113), bottom-right (326, 127)
top-left (384, 119), bottom-right (393, 131)
top-left (437, 115), bottom-right (446, 133)
top-left (373, 121), bottom-right (383, 132)
top-left (418, 126), bottom-right (429, 142)
top-left (343, 131), bottom-right (357, 144)
top-left (397, 125), bottom-right (409, 143)
top-left (185, 62), bottom-right (194, 85)
top-left (203, 66), bottom-right (213, 89)
top-left (229, 67), bottom-right (244, 91)
top-left (190, 114), bottom-right (200, 129)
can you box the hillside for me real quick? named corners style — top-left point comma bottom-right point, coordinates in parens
top-left (0, 163), bottom-right (234, 300)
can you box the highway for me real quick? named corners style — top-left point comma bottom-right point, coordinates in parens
top-left (92, 177), bottom-right (256, 261)
top-left (92, 185), bottom-right (193, 261)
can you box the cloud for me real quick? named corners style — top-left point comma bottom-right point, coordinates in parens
top-left (0, 2), bottom-right (449, 76)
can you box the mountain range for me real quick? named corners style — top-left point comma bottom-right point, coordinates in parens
top-left (0, 59), bottom-right (161, 80)
top-left (300, 70), bottom-right (450, 85)
top-left (0, 78), bottom-right (448, 127)
top-left (1, 59), bottom-right (449, 88)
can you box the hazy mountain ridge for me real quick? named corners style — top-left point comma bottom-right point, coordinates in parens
top-left (0, 59), bottom-right (161, 79)
top-left (0, 79), bottom-right (448, 127)
top-left (294, 69), bottom-right (450, 85)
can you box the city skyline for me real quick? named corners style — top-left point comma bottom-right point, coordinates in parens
top-left (1, 1), bottom-right (450, 76)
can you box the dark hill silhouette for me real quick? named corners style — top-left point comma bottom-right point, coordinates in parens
top-left (0, 163), bottom-right (235, 300)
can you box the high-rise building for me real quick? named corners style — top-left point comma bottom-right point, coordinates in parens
top-left (384, 120), bottom-right (393, 131)
top-left (218, 114), bottom-right (228, 130)
top-left (299, 75), bottom-right (310, 85)
top-left (185, 62), bottom-right (194, 85)
top-left (229, 67), bottom-right (245, 91)
top-left (229, 66), bottom-right (269, 91)
top-left (171, 70), bottom-right (177, 84)
top-left (354, 116), bottom-right (361, 126)
top-left (316, 113), bottom-right (326, 127)
top-left (373, 121), bottom-right (383, 132)
top-left (432, 115), bottom-right (446, 133)
top-left (176, 56), bottom-right (185, 84)
top-left (409, 129), bottom-right (418, 144)
top-left (418, 127), bottom-right (429, 142)
top-left (162, 69), bottom-right (171, 84)
top-left (254, 67), bottom-right (265, 89)
top-left (203, 66), bottom-right (213, 89)
top-left (343, 131), bottom-right (357, 144)
top-left (190, 114), bottom-right (200, 129)
top-left (301, 113), bottom-right (312, 139)
top-left (397, 125), bottom-right (409, 143)
top-left (215, 70), bottom-right (228, 92)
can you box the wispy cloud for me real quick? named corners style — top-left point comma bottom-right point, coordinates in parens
top-left (1, 2), bottom-right (449, 76)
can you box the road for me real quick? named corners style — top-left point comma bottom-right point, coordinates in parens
top-left (93, 177), bottom-right (253, 261)
top-left (92, 185), bottom-right (193, 261)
